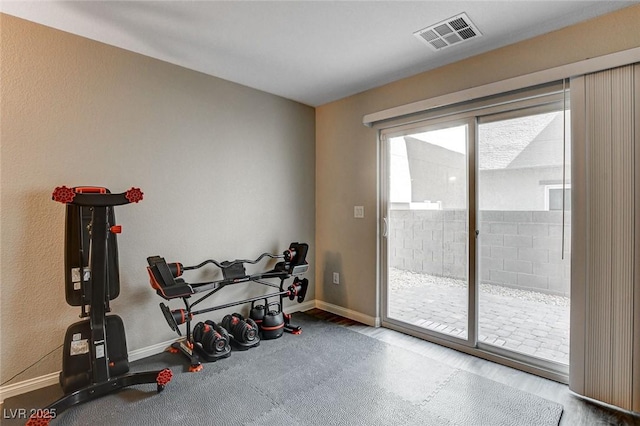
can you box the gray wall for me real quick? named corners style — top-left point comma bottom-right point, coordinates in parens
top-left (1, 14), bottom-right (315, 384)
top-left (389, 209), bottom-right (570, 296)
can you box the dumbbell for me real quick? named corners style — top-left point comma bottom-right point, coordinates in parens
top-left (192, 320), bottom-right (230, 355)
top-left (222, 313), bottom-right (260, 349)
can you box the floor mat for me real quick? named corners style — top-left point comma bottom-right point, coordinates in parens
top-left (5, 312), bottom-right (563, 426)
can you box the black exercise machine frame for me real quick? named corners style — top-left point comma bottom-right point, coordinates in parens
top-left (27, 186), bottom-right (172, 426)
top-left (147, 242), bottom-right (309, 371)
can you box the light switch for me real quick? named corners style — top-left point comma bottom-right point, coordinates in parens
top-left (354, 206), bottom-right (364, 218)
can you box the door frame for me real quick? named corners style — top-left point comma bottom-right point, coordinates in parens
top-left (378, 100), bottom-right (570, 383)
top-left (379, 116), bottom-right (477, 349)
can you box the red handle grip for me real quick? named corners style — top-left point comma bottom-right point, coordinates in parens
top-left (52, 186), bottom-right (143, 206)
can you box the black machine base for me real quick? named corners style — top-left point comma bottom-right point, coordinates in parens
top-left (26, 369), bottom-right (173, 426)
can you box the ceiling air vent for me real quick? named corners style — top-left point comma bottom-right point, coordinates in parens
top-left (414, 13), bottom-right (482, 51)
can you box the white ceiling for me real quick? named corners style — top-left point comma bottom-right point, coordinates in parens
top-left (2, 1), bottom-right (638, 106)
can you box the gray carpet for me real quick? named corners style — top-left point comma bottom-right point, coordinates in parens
top-left (11, 313), bottom-right (563, 425)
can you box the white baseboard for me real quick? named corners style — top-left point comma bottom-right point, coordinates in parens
top-left (0, 299), bottom-right (361, 403)
top-left (287, 299), bottom-right (316, 313)
top-left (0, 372), bottom-right (60, 405)
top-left (0, 338), bottom-right (178, 404)
top-left (128, 338), bottom-right (179, 363)
top-left (314, 300), bottom-right (380, 327)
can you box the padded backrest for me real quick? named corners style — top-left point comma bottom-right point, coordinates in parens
top-left (64, 191), bottom-right (120, 306)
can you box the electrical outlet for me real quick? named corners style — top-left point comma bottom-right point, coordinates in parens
top-left (332, 272), bottom-right (340, 285)
top-left (354, 206), bottom-right (364, 218)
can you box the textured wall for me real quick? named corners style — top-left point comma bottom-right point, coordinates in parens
top-left (1, 14), bottom-right (315, 385)
top-left (316, 5), bottom-right (640, 320)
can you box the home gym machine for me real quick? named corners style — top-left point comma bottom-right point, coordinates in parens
top-left (146, 242), bottom-right (310, 372)
top-left (27, 186), bottom-right (172, 426)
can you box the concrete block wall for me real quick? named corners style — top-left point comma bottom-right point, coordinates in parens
top-left (389, 209), bottom-right (571, 296)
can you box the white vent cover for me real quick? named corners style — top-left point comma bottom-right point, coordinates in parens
top-left (414, 13), bottom-right (482, 51)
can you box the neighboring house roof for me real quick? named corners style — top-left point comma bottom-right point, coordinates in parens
top-left (404, 136), bottom-right (465, 163)
top-left (478, 112), bottom-right (559, 170)
top-left (507, 114), bottom-right (570, 169)
top-left (401, 110), bottom-right (568, 172)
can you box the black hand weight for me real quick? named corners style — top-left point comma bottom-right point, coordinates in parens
top-left (222, 313), bottom-right (260, 350)
top-left (192, 320), bottom-right (230, 355)
top-left (260, 302), bottom-right (284, 340)
top-left (250, 300), bottom-right (266, 326)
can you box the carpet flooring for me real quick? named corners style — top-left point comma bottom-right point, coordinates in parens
top-left (5, 313), bottom-right (563, 425)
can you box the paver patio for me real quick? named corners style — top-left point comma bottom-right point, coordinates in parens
top-left (388, 268), bottom-right (570, 365)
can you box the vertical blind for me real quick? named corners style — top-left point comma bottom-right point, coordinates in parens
top-left (570, 63), bottom-right (639, 412)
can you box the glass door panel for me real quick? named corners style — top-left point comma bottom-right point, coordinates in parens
top-left (386, 123), bottom-right (469, 340)
top-left (477, 109), bottom-right (570, 365)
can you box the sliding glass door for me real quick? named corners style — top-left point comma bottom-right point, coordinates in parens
top-left (384, 119), bottom-right (473, 343)
top-left (477, 108), bottom-right (571, 365)
top-left (381, 95), bottom-right (570, 376)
